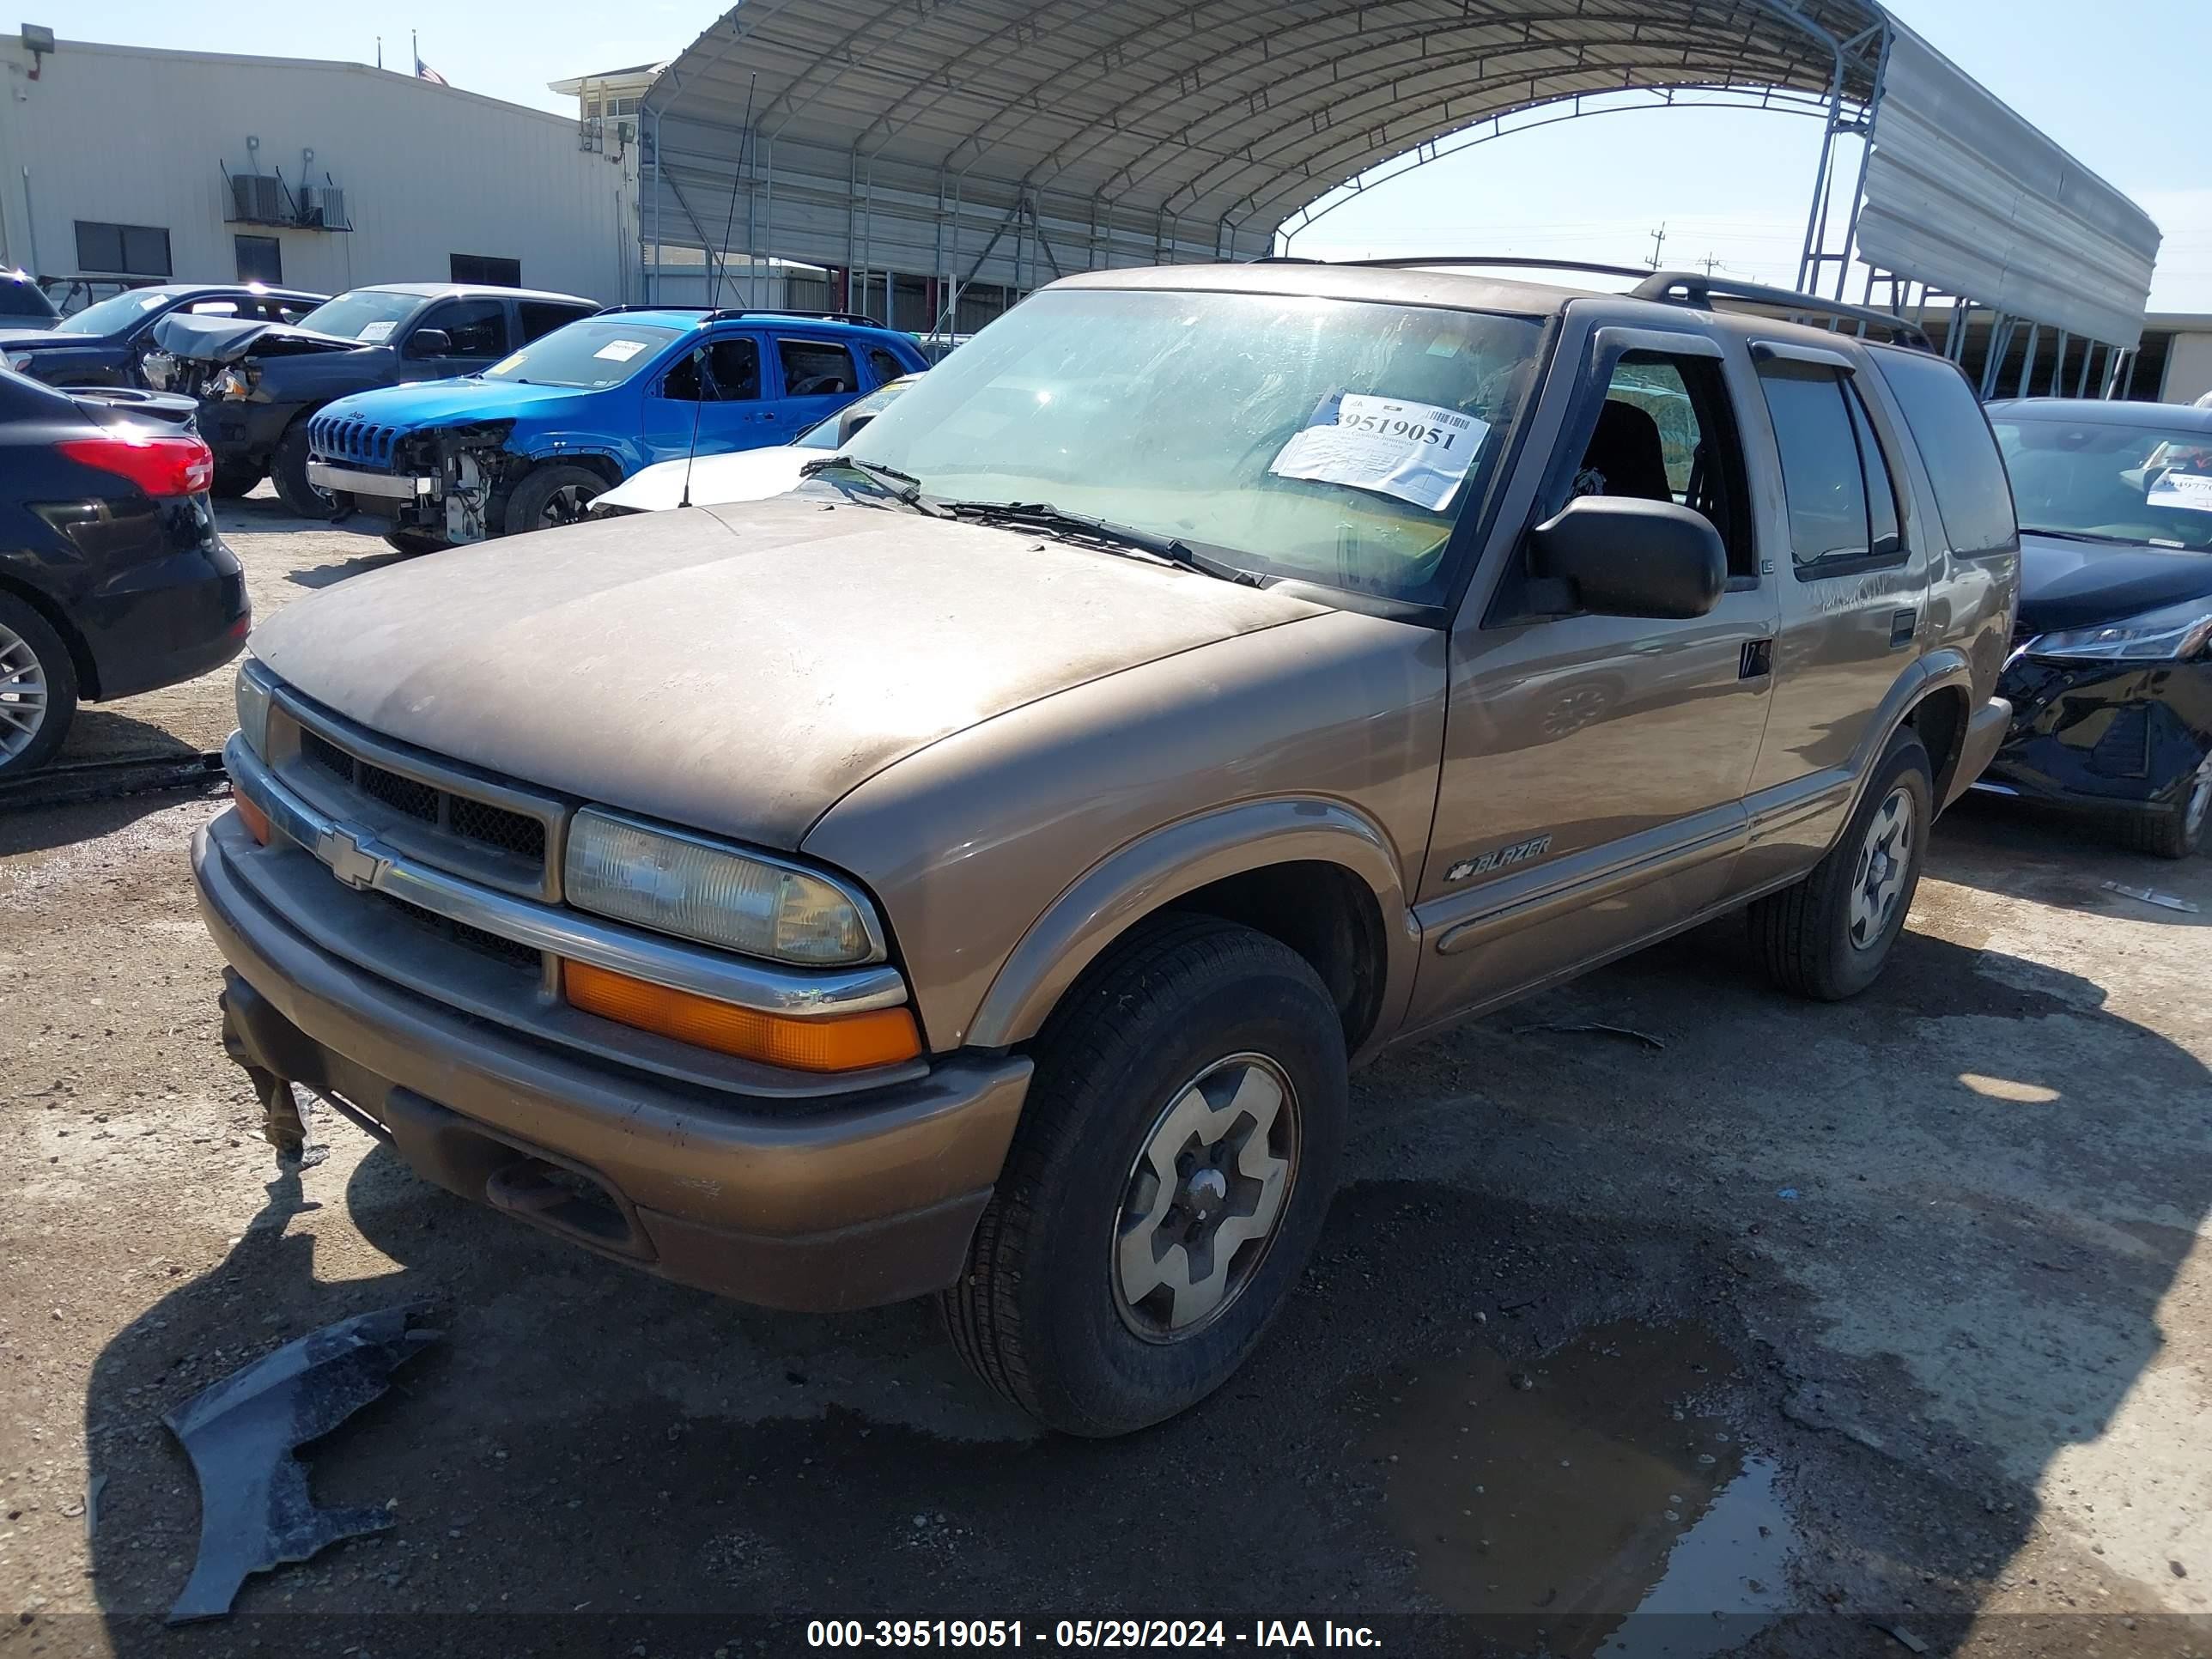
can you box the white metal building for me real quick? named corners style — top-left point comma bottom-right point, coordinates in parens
top-left (0, 33), bottom-right (637, 303)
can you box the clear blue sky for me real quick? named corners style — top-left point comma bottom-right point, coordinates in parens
top-left (58, 0), bottom-right (2212, 310)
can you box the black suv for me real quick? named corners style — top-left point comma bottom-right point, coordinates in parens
top-left (145, 284), bottom-right (599, 512)
top-left (0, 283), bottom-right (325, 390)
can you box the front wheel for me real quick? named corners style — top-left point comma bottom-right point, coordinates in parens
top-left (1749, 727), bottom-right (1932, 1000)
top-left (0, 592), bottom-right (79, 781)
top-left (210, 462), bottom-right (263, 500)
top-left (2109, 757), bottom-right (2211, 860)
top-left (501, 464), bottom-right (608, 537)
top-left (941, 915), bottom-right (1347, 1437)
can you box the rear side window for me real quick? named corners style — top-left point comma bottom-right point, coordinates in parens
top-left (778, 337), bottom-right (857, 396)
top-left (520, 301), bottom-right (590, 342)
top-left (1758, 363), bottom-right (1874, 568)
top-left (866, 345), bottom-right (908, 386)
top-left (1869, 348), bottom-right (2018, 554)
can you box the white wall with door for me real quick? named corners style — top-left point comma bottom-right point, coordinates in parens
top-left (0, 33), bottom-right (635, 302)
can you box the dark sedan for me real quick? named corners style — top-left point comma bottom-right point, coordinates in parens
top-left (0, 367), bottom-right (250, 779)
top-left (0, 283), bottom-right (325, 393)
top-left (1982, 398), bottom-right (2212, 858)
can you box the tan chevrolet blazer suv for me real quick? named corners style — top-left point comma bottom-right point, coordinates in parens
top-left (196, 261), bottom-right (2019, 1436)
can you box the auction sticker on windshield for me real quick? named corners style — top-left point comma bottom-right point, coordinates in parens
top-left (593, 339), bottom-right (651, 362)
top-left (2148, 471), bottom-right (2212, 514)
top-left (1268, 392), bottom-right (1488, 512)
top-left (358, 321), bottom-right (395, 343)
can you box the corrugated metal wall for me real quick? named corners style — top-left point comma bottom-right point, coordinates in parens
top-left (0, 37), bottom-right (635, 302)
top-left (1855, 27), bottom-right (2159, 349)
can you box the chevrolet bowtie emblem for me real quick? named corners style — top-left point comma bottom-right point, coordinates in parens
top-left (313, 825), bottom-right (391, 891)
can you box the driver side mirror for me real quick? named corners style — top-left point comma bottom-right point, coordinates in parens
top-left (836, 407), bottom-right (878, 446)
top-left (1528, 495), bottom-right (1727, 620)
top-left (405, 327), bottom-right (453, 359)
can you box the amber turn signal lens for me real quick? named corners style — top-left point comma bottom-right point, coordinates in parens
top-left (234, 793), bottom-right (272, 846)
top-left (561, 959), bottom-right (921, 1073)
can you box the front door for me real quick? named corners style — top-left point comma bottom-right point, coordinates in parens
top-left (1407, 327), bottom-right (1780, 1030)
top-left (398, 298), bottom-right (511, 382)
top-left (640, 331), bottom-right (775, 462)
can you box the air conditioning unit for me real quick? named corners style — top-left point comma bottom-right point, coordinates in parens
top-left (300, 184), bottom-right (346, 229)
top-left (231, 173), bottom-right (285, 224)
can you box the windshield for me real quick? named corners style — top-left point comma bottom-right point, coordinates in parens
top-left (1994, 417), bottom-right (2212, 552)
top-left (1, 279), bottom-right (56, 319)
top-left (795, 380), bottom-right (912, 450)
top-left (292, 290), bottom-right (422, 343)
top-left (839, 289), bottom-right (1545, 604)
top-left (58, 291), bottom-right (168, 334)
top-left (482, 319), bottom-right (683, 388)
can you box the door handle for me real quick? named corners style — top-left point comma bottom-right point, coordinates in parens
top-left (1889, 608), bottom-right (1918, 648)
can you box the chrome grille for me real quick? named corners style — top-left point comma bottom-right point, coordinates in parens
top-left (274, 696), bottom-right (563, 900)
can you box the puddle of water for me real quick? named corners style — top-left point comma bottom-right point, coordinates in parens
top-left (1364, 1321), bottom-right (1797, 1659)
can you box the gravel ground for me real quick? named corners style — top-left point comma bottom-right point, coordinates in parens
top-left (2, 494), bottom-right (2208, 1658)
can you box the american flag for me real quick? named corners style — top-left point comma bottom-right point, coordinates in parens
top-left (415, 56), bottom-right (447, 87)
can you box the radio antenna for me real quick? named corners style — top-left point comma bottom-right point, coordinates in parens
top-left (709, 74), bottom-right (757, 309)
top-left (678, 347), bottom-right (707, 510)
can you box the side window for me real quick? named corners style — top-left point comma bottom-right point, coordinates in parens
top-left (1845, 386), bottom-right (1903, 559)
top-left (270, 299), bottom-right (320, 323)
top-left (519, 301), bottom-right (588, 342)
top-left (1756, 362), bottom-right (1881, 572)
top-left (417, 300), bottom-right (508, 358)
top-left (777, 337), bottom-right (857, 397)
top-left (1574, 350), bottom-right (1754, 578)
top-left (866, 345), bottom-right (908, 387)
top-left (185, 300), bottom-right (240, 316)
top-left (1869, 347), bottom-right (2019, 555)
top-left (708, 337), bottom-right (761, 400)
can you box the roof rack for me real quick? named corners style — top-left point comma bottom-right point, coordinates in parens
top-left (1251, 253), bottom-right (1656, 283)
top-left (1632, 272), bottom-right (1934, 350)
top-left (594, 304), bottom-right (885, 328)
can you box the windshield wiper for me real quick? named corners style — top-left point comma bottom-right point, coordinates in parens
top-left (799, 456), bottom-right (951, 517)
top-left (945, 500), bottom-right (1264, 585)
top-left (2023, 526), bottom-right (2137, 544)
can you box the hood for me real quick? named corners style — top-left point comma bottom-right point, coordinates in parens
top-left (594, 445), bottom-right (810, 514)
top-left (2018, 530), bottom-right (2212, 635)
top-left (249, 495), bottom-right (1328, 848)
top-left (317, 376), bottom-right (589, 432)
top-left (0, 326), bottom-right (79, 351)
top-left (150, 312), bottom-right (364, 366)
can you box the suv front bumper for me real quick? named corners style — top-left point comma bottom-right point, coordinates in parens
top-left (194, 811), bottom-right (1030, 1310)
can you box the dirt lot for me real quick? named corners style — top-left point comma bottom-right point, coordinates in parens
top-left (2, 493), bottom-right (2209, 1658)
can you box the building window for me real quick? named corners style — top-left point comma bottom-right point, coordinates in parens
top-left (449, 253), bottom-right (521, 287)
top-left (234, 234), bottom-right (283, 284)
top-left (76, 221), bottom-right (173, 277)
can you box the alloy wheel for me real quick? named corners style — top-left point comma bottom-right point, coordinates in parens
top-left (1113, 1053), bottom-right (1298, 1342)
top-left (1848, 784), bottom-right (1916, 949)
top-left (0, 618), bottom-right (50, 763)
top-left (538, 484), bottom-right (597, 528)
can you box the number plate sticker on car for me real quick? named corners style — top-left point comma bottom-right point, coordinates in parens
top-left (1267, 391), bottom-right (1490, 513)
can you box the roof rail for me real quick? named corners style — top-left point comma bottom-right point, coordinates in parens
top-left (1633, 272), bottom-right (1934, 350)
top-left (592, 304), bottom-right (886, 329)
top-left (1250, 253), bottom-right (1656, 283)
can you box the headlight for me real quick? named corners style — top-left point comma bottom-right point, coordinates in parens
top-left (234, 660), bottom-right (272, 756)
top-left (2027, 598), bottom-right (2212, 662)
top-left (563, 807), bottom-right (884, 966)
top-left (215, 367), bottom-right (255, 400)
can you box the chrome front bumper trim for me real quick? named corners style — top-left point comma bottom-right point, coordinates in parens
top-left (306, 460), bottom-right (433, 501)
top-left (224, 734), bottom-right (909, 1018)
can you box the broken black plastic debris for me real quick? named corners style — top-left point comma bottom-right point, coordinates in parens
top-left (164, 1303), bottom-right (439, 1623)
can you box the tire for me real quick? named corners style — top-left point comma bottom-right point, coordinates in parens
top-left (270, 423), bottom-right (337, 519)
top-left (0, 592), bottom-right (80, 781)
top-left (210, 462), bottom-right (263, 499)
top-left (941, 915), bottom-right (1348, 1437)
top-left (2109, 763), bottom-right (2211, 860)
top-left (381, 530), bottom-right (448, 556)
top-left (1749, 727), bottom-right (1933, 1000)
top-left (501, 464), bottom-right (608, 538)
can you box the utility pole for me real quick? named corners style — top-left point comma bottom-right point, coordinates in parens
top-left (1648, 222), bottom-right (1668, 267)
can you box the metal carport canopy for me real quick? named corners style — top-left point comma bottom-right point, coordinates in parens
top-left (641, 0), bottom-right (2155, 348)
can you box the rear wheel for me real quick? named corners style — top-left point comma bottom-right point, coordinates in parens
top-left (1749, 727), bottom-right (1932, 1000)
top-left (0, 592), bottom-right (79, 781)
top-left (501, 464), bottom-right (607, 538)
top-left (941, 915), bottom-right (1347, 1437)
top-left (210, 462), bottom-right (263, 499)
top-left (2110, 757), bottom-right (2212, 860)
top-left (270, 424), bottom-right (337, 518)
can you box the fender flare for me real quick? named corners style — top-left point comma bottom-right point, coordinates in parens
top-left (1844, 647), bottom-right (1978, 827)
top-left (964, 797), bottom-right (1420, 1058)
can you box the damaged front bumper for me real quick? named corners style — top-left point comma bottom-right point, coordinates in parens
top-left (307, 422), bottom-right (512, 544)
top-left (1981, 654), bottom-right (2212, 813)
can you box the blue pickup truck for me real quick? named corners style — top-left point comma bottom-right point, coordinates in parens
top-left (305, 307), bottom-right (928, 551)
